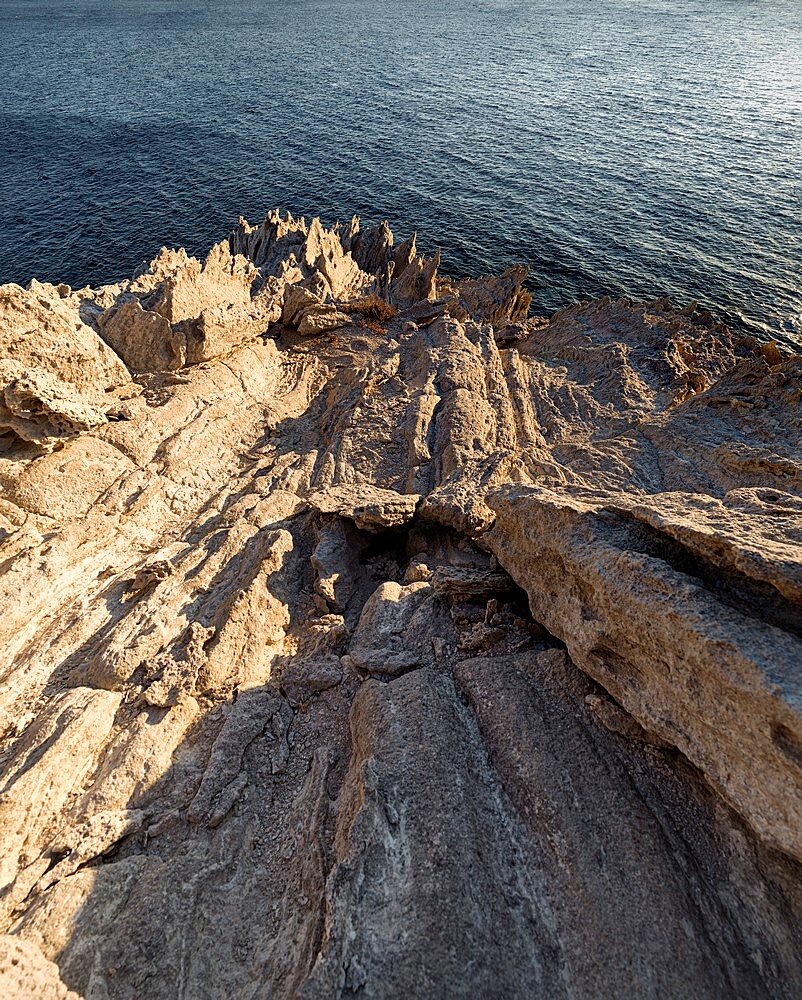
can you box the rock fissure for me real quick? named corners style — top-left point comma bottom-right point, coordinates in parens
top-left (601, 507), bottom-right (802, 640)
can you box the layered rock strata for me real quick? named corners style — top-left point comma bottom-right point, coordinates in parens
top-left (0, 211), bottom-right (800, 999)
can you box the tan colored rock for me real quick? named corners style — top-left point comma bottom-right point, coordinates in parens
top-left (302, 217), bottom-right (371, 300)
top-left (8, 436), bottom-right (134, 519)
top-left (185, 286), bottom-right (281, 363)
top-left (442, 264), bottom-right (533, 326)
top-left (305, 485), bottom-right (420, 530)
top-left (98, 298), bottom-right (184, 371)
top-left (280, 281), bottom-right (354, 337)
top-left (280, 656), bottom-right (343, 708)
top-left (310, 519), bottom-right (366, 613)
top-left (345, 580), bottom-right (434, 678)
top-left (0, 282), bottom-right (129, 394)
top-left (139, 241), bottom-right (259, 326)
top-left (0, 936), bottom-right (80, 1000)
top-left (228, 209), bottom-right (311, 272)
top-left (430, 563), bottom-right (515, 599)
top-left (0, 687), bottom-right (121, 901)
top-left (94, 240), bottom-right (281, 371)
top-left (0, 283), bottom-right (130, 443)
top-left (0, 212), bottom-right (800, 1000)
top-left (0, 361), bottom-right (111, 443)
top-left (36, 809), bottom-right (145, 894)
top-left (485, 484), bottom-right (802, 860)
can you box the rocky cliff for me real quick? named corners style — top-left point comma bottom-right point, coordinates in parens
top-left (0, 211), bottom-right (800, 999)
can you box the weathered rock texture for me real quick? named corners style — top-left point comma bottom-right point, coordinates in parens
top-left (0, 211), bottom-right (800, 999)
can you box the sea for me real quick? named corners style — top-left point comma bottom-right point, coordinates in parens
top-left (1, 0), bottom-right (800, 344)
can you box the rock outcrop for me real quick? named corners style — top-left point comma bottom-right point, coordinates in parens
top-left (0, 211), bottom-right (800, 999)
top-left (0, 283), bottom-right (131, 444)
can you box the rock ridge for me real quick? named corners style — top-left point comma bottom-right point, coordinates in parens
top-left (0, 210), bottom-right (800, 999)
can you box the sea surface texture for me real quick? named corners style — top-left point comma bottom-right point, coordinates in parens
top-left (2, 0), bottom-right (800, 342)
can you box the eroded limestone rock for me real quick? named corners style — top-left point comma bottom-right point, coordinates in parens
top-left (0, 284), bottom-right (131, 444)
top-left (0, 212), bottom-right (800, 1000)
top-left (305, 485), bottom-right (420, 531)
top-left (0, 936), bottom-right (79, 1000)
top-left (486, 483), bottom-right (802, 860)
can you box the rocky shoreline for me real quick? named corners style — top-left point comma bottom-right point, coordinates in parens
top-left (0, 211), bottom-right (800, 998)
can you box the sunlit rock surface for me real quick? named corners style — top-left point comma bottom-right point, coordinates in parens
top-left (0, 212), bottom-right (800, 999)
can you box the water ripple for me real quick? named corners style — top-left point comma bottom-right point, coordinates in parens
top-left (0, 0), bottom-right (800, 344)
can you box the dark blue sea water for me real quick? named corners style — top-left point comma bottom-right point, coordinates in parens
top-left (1, 0), bottom-right (800, 343)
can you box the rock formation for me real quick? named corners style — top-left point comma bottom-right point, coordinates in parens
top-left (0, 211), bottom-right (800, 998)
